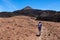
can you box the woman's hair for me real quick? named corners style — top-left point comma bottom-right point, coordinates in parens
top-left (39, 21), bottom-right (41, 23)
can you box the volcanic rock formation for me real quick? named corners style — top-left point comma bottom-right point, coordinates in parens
top-left (0, 6), bottom-right (60, 22)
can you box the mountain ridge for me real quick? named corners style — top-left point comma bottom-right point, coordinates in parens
top-left (0, 6), bottom-right (60, 22)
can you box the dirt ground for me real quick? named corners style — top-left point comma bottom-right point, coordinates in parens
top-left (0, 16), bottom-right (60, 40)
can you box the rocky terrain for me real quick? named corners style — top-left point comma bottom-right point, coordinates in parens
top-left (0, 16), bottom-right (38, 40)
top-left (41, 21), bottom-right (60, 40)
top-left (0, 16), bottom-right (60, 40)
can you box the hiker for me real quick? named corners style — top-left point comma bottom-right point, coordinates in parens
top-left (37, 21), bottom-right (42, 36)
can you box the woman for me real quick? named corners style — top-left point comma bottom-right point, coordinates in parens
top-left (36, 21), bottom-right (42, 36)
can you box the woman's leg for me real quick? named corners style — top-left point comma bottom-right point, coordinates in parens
top-left (38, 27), bottom-right (41, 35)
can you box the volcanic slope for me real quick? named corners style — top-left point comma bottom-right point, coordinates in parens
top-left (0, 16), bottom-right (60, 40)
top-left (0, 16), bottom-right (39, 40)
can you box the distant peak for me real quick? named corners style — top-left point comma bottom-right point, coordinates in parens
top-left (23, 6), bottom-right (32, 10)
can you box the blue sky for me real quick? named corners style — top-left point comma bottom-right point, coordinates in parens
top-left (0, 0), bottom-right (60, 12)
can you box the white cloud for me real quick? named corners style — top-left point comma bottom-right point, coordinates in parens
top-left (2, 0), bottom-right (17, 10)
